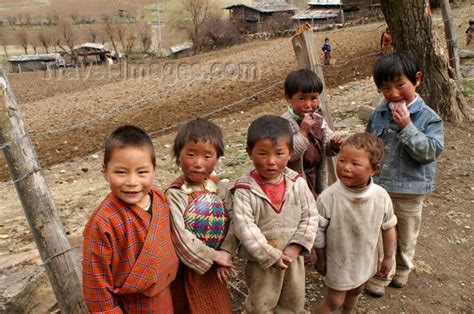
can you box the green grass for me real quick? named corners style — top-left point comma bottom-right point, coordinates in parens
top-left (462, 78), bottom-right (474, 98)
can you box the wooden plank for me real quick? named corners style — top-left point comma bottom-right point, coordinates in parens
top-left (291, 23), bottom-right (337, 184)
top-left (0, 72), bottom-right (87, 313)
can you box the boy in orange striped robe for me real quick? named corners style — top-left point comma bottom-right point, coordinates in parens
top-left (82, 125), bottom-right (179, 313)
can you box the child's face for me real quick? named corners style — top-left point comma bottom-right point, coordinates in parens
top-left (247, 137), bottom-right (292, 183)
top-left (103, 146), bottom-right (155, 208)
top-left (179, 140), bottom-right (218, 187)
top-left (336, 145), bottom-right (378, 189)
top-left (380, 73), bottom-right (421, 104)
top-left (285, 91), bottom-right (320, 118)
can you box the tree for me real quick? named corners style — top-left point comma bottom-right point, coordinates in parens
top-left (38, 31), bottom-right (53, 53)
top-left (7, 15), bottom-right (17, 28)
top-left (55, 19), bottom-right (78, 62)
top-left (116, 24), bottom-right (127, 52)
top-left (125, 32), bottom-right (137, 54)
top-left (168, 0), bottom-right (221, 54)
top-left (0, 31), bottom-right (9, 58)
top-left (87, 26), bottom-right (100, 43)
top-left (381, 0), bottom-right (470, 122)
top-left (137, 22), bottom-right (152, 52)
top-left (17, 30), bottom-right (29, 54)
top-left (103, 21), bottom-right (119, 54)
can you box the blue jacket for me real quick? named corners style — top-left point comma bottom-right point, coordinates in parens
top-left (366, 95), bottom-right (444, 194)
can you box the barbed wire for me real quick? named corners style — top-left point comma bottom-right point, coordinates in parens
top-left (13, 26), bottom-right (387, 140)
top-left (27, 40), bottom-right (289, 138)
top-left (0, 24), bottom-right (417, 188)
top-left (29, 82), bottom-right (183, 136)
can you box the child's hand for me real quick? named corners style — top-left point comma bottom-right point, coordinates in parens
top-left (283, 244), bottom-right (302, 263)
top-left (216, 266), bottom-right (237, 283)
top-left (330, 135), bottom-right (343, 151)
top-left (274, 254), bottom-right (292, 270)
top-left (377, 256), bottom-right (393, 278)
top-left (300, 113), bottom-right (315, 136)
top-left (213, 250), bottom-right (234, 268)
top-left (391, 104), bottom-right (411, 129)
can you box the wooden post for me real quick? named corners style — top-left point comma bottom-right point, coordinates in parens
top-left (291, 23), bottom-right (337, 184)
top-left (0, 72), bottom-right (87, 313)
top-left (440, 0), bottom-right (462, 83)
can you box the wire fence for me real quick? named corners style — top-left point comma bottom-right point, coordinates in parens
top-left (0, 22), bottom-right (443, 188)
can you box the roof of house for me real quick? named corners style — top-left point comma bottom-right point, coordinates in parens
top-left (73, 43), bottom-right (106, 51)
top-left (225, 2), bottom-right (298, 13)
top-left (170, 42), bottom-right (193, 53)
top-left (308, 0), bottom-right (342, 5)
top-left (292, 8), bottom-right (340, 20)
top-left (8, 53), bottom-right (62, 62)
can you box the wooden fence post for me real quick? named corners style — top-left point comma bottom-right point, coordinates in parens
top-left (0, 72), bottom-right (87, 313)
top-left (291, 24), bottom-right (337, 184)
top-left (440, 0), bottom-right (462, 83)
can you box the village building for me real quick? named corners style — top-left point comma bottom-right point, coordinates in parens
top-left (8, 53), bottom-right (64, 73)
top-left (292, 0), bottom-right (344, 27)
top-left (169, 42), bottom-right (194, 58)
top-left (225, 2), bottom-right (298, 34)
top-left (72, 43), bottom-right (112, 65)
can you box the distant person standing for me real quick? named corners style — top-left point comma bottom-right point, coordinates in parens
top-left (380, 28), bottom-right (393, 54)
top-left (466, 19), bottom-right (474, 45)
top-left (322, 38), bottom-right (332, 65)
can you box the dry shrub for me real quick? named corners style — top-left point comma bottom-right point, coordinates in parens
top-left (200, 18), bottom-right (242, 50)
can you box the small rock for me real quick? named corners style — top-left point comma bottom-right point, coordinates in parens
top-left (59, 170), bottom-right (66, 174)
top-left (81, 167), bottom-right (89, 173)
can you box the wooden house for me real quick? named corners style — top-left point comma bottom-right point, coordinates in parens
top-left (72, 43), bottom-right (110, 65)
top-left (225, 2), bottom-right (298, 34)
top-left (292, 0), bottom-right (344, 27)
top-left (8, 53), bottom-right (64, 73)
top-left (342, 0), bottom-right (382, 19)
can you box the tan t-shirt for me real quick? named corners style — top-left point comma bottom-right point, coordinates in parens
top-left (317, 179), bottom-right (397, 291)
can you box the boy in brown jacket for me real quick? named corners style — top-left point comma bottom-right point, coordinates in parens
top-left (223, 115), bottom-right (318, 313)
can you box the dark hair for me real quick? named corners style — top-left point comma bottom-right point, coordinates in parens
top-left (247, 115), bottom-right (293, 153)
top-left (284, 68), bottom-right (324, 98)
top-left (324, 37), bottom-right (329, 41)
top-left (340, 132), bottom-right (384, 169)
top-left (172, 118), bottom-right (224, 162)
top-left (373, 51), bottom-right (421, 88)
top-left (104, 125), bottom-right (155, 168)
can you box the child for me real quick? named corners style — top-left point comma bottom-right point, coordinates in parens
top-left (466, 19), bottom-right (474, 46)
top-left (322, 38), bottom-right (332, 65)
top-left (281, 68), bottom-right (342, 200)
top-left (230, 115), bottom-right (318, 313)
top-left (365, 51), bottom-right (444, 297)
top-left (314, 133), bottom-right (397, 313)
top-left (166, 118), bottom-right (235, 313)
top-left (82, 125), bottom-right (179, 313)
top-left (380, 27), bottom-right (393, 54)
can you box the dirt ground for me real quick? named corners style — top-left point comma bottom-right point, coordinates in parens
top-left (0, 3), bottom-right (473, 313)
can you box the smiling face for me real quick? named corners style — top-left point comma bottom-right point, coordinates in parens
top-left (380, 73), bottom-right (421, 105)
top-left (336, 144), bottom-right (378, 189)
top-left (103, 146), bottom-right (155, 208)
top-left (179, 140), bottom-right (218, 187)
top-left (248, 137), bottom-right (292, 183)
top-left (285, 91), bottom-right (320, 118)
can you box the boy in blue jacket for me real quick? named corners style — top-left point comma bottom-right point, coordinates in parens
top-left (365, 51), bottom-right (444, 297)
